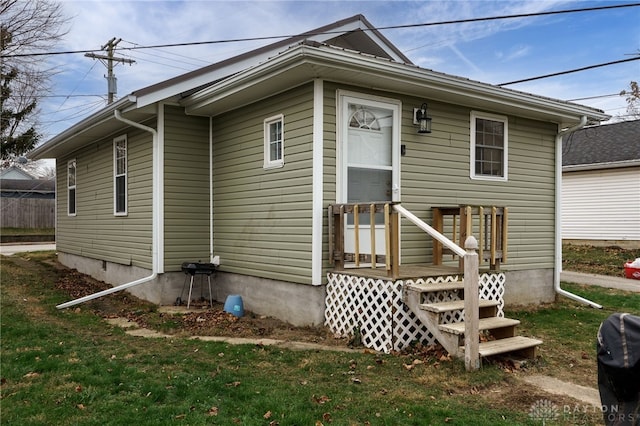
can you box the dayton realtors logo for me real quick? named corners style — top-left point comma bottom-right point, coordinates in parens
top-left (528, 399), bottom-right (560, 424)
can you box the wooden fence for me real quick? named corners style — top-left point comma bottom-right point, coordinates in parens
top-left (1, 197), bottom-right (55, 228)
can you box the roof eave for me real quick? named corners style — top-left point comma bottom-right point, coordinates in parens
top-left (183, 44), bottom-right (610, 126)
top-left (563, 159), bottom-right (640, 172)
top-left (29, 97), bottom-right (137, 160)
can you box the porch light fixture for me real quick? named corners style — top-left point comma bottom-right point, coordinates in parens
top-left (415, 103), bottom-right (432, 134)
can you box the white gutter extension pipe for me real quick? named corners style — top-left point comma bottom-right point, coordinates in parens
top-left (56, 109), bottom-right (160, 309)
top-left (555, 115), bottom-right (602, 309)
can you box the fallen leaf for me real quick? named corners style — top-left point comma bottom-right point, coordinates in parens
top-left (77, 404), bottom-right (86, 410)
top-left (315, 421), bottom-right (323, 426)
top-left (226, 381), bottom-right (241, 387)
top-left (264, 410), bottom-right (272, 419)
top-left (313, 395), bottom-right (331, 404)
top-left (23, 372), bottom-right (40, 379)
top-left (403, 363), bottom-right (413, 371)
top-left (75, 385), bottom-right (82, 392)
top-left (207, 406), bottom-right (219, 416)
top-left (269, 421), bottom-right (280, 426)
top-left (351, 377), bottom-right (361, 384)
top-left (322, 412), bottom-right (332, 422)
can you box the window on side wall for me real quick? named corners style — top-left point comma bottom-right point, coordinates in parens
top-left (114, 135), bottom-right (127, 215)
top-left (470, 111), bottom-right (508, 181)
top-left (67, 159), bottom-right (76, 216)
top-left (263, 114), bottom-right (284, 169)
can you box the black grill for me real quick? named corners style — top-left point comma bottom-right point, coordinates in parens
top-left (179, 262), bottom-right (217, 308)
top-left (181, 262), bottom-right (217, 275)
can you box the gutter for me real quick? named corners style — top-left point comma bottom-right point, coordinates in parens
top-left (56, 108), bottom-right (161, 309)
top-left (555, 115), bottom-right (602, 309)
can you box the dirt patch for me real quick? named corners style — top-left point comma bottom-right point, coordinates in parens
top-left (50, 264), bottom-right (350, 347)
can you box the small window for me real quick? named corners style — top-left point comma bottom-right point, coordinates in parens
top-left (67, 159), bottom-right (76, 216)
top-left (264, 114), bottom-right (284, 169)
top-left (114, 135), bottom-right (127, 215)
top-left (470, 111), bottom-right (508, 180)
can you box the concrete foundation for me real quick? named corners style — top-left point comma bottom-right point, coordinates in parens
top-left (57, 251), bottom-right (553, 326)
top-left (57, 252), bottom-right (327, 326)
top-left (503, 268), bottom-right (555, 306)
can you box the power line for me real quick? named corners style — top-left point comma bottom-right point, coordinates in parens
top-left (498, 56), bottom-right (640, 86)
top-left (3, 3), bottom-right (639, 59)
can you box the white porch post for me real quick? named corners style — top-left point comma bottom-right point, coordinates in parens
top-left (464, 236), bottom-right (480, 371)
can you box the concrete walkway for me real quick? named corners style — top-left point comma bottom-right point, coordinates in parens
top-left (561, 270), bottom-right (640, 292)
top-left (0, 243), bottom-right (56, 256)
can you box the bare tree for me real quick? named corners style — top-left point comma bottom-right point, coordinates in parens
top-left (1, 0), bottom-right (70, 161)
top-left (620, 80), bottom-right (639, 121)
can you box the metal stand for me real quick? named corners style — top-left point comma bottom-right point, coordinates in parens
top-left (181, 269), bottom-right (214, 309)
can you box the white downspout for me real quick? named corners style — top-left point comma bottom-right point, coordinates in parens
top-left (209, 116), bottom-right (214, 263)
top-left (555, 115), bottom-right (602, 309)
top-left (56, 108), bottom-right (161, 309)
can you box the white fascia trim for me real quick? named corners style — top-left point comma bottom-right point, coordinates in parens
top-left (563, 159), bottom-right (640, 172)
top-left (183, 45), bottom-right (609, 124)
top-left (312, 79), bottom-right (324, 285)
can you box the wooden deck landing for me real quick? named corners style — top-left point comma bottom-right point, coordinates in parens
top-left (331, 264), bottom-right (461, 280)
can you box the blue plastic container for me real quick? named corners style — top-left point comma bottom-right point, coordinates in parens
top-left (223, 294), bottom-right (244, 317)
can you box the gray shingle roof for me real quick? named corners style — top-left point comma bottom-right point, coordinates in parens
top-left (562, 119), bottom-right (640, 167)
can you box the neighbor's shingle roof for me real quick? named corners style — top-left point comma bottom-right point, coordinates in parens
top-left (0, 178), bottom-right (55, 193)
top-left (562, 119), bottom-right (640, 166)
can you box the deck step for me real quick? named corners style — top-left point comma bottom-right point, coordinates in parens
top-left (475, 336), bottom-right (543, 358)
top-left (439, 317), bottom-right (520, 335)
top-left (420, 298), bottom-right (498, 314)
top-left (405, 281), bottom-right (464, 293)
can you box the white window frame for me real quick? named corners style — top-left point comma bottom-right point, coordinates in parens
top-left (470, 111), bottom-right (508, 181)
top-left (113, 135), bottom-right (128, 216)
top-left (67, 159), bottom-right (76, 216)
top-left (263, 114), bottom-right (284, 169)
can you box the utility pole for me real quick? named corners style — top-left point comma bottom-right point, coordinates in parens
top-left (85, 38), bottom-right (135, 104)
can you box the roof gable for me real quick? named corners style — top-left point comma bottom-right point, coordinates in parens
top-left (563, 119), bottom-right (640, 168)
top-left (0, 165), bottom-right (35, 180)
top-left (133, 14), bottom-right (410, 108)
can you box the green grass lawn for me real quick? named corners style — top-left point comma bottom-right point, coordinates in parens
top-left (2, 251), bottom-right (639, 425)
top-left (563, 244), bottom-right (640, 277)
top-left (0, 228), bottom-right (55, 236)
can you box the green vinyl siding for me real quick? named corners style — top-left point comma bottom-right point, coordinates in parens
top-left (212, 84), bottom-right (315, 284)
top-left (321, 83), bottom-right (558, 274)
top-left (56, 126), bottom-right (154, 267)
top-left (399, 101), bottom-right (558, 271)
top-left (163, 105), bottom-right (210, 270)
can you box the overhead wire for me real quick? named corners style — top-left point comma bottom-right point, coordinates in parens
top-left (2, 3), bottom-right (639, 58)
top-left (9, 1), bottom-right (637, 135)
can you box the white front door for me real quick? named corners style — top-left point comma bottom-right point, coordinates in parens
top-left (338, 92), bottom-right (401, 258)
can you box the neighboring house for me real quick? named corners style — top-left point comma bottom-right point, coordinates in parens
top-left (0, 167), bottom-right (56, 229)
top-left (0, 165), bottom-right (36, 180)
top-left (30, 15), bottom-right (609, 356)
top-left (562, 120), bottom-right (640, 248)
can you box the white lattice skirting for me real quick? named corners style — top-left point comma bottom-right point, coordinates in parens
top-left (325, 272), bottom-right (505, 353)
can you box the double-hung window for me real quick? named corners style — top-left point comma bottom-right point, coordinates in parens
top-left (67, 159), bottom-right (76, 216)
top-left (114, 135), bottom-right (127, 215)
top-left (470, 111), bottom-right (508, 180)
top-left (263, 114), bottom-right (284, 169)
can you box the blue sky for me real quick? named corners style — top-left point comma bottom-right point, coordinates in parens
top-left (40, 0), bottom-right (640, 140)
